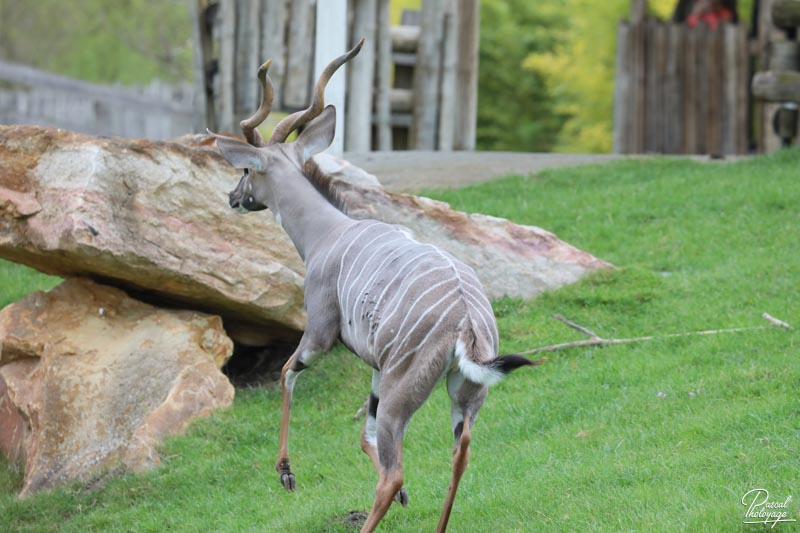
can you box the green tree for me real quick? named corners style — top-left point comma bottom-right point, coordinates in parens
top-left (476, 0), bottom-right (567, 151)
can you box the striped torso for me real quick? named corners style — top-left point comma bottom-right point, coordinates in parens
top-left (308, 220), bottom-right (498, 375)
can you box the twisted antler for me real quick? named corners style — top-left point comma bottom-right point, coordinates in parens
top-left (240, 59), bottom-right (275, 147)
top-left (267, 37), bottom-right (365, 145)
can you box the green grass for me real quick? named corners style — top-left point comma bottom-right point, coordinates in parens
top-left (1, 150), bottom-right (799, 531)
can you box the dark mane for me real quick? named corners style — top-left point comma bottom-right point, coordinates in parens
top-left (302, 158), bottom-right (347, 213)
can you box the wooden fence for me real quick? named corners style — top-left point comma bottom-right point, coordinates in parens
top-left (0, 60), bottom-right (194, 140)
top-left (191, 0), bottom-right (479, 152)
top-left (613, 20), bottom-right (750, 155)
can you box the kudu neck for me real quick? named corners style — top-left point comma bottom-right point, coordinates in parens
top-left (268, 158), bottom-right (349, 261)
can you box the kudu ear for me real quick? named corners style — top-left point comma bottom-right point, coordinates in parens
top-left (210, 131), bottom-right (266, 170)
top-left (294, 105), bottom-right (336, 162)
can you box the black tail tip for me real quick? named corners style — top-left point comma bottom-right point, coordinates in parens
top-left (493, 354), bottom-right (548, 374)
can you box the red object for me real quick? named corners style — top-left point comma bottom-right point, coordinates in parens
top-left (687, 8), bottom-right (734, 29)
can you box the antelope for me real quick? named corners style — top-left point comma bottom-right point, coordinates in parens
top-left (210, 39), bottom-right (545, 532)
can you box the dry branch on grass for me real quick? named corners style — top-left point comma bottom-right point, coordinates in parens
top-left (353, 312), bottom-right (792, 420)
top-left (515, 312), bottom-right (793, 356)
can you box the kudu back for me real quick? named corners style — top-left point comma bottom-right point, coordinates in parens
top-left (210, 39), bottom-right (544, 532)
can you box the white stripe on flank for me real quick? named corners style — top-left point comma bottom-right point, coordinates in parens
top-left (343, 233), bottom-right (408, 322)
top-left (380, 286), bottom-right (460, 365)
top-left (383, 295), bottom-right (462, 375)
top-left (368, 247), bottom-right (438, 353)
top-left (454, 338), bottom-right (503, 386)
top-left (375, 269), bottom-right (453, 358)
top-left (336, 222), bottom-right (382, 294)
top-left (339, 228), bottom-right (395, 307)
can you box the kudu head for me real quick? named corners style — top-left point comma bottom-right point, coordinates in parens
top-left (210, 39), bottom-right (364, 213)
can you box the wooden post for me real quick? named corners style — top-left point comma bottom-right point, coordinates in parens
top-left (613, 21), bottom-right (632, 154)
top-left (218, 0), bottom-right (237, 133)
top-left (188, 0), bottom-right (216, 132)
top-left (438, 0), bottom-right (458, 151)
top-left (453, 0), bottom-right (479, 151)
top-left (315, 0), bottom-right (347, 156)
top-left (346, 0), bottom-right (377, 152)
top-left (374, 0), bottom-right (393, 150)
top-left (411, 0), bottom-right (445, 150)
top-left (261, 0), bottom-right (288, 109)
top-left (285, 0), bottom-right (315, 109)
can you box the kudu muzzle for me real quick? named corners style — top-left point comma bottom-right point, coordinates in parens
top-left (228, 169), bottom-right (267, 212)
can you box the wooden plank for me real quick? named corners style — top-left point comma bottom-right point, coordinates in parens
top-left (736, 25), bottom-right (750, 154)
top-left (664, 24), bottom-right (683, 154)
top-left (346, 0), bottom-right (377, 152)
top-left (695, 27), bottom-right (708, 154)
top-left (612, 21), bottom-right (631, 154)
top-left (705, 27), bottom-right (722, 156)
top-left (188, 0), bottom-right (214, 132)
top-left (645, 20), bottom-right (657, 153)
top-left (453, 0), bottom-right (479, 150)
top-left (630, 20), bottom-right (646, 153)
top-left (235, 0), bottom-right (262, 119)
top-left (722, 25), bottom-right (737, 155)
top-left (389, 88), bottom-right (413, 112)
top-left (284, 0), bottom-right (314, 108)
top-left (391, 26), bottom-right (420, 52)
top-left (752, 70), bottom-right (800, 101)
top-left (217, 0), bottom-right (237, 133)
top-left (683, 27), bottom-right (697, 153)
top-left (772, 0), bottom-right (800, 29)
top-left (261, 0), bottom-right (288, 109)
top-left (438, 0), bottom-right (458, 151)
top-left (411, 0), bottom-right (445, 150)
top-left (374, 0), bottom-right (393, 151)
top-left (314, 0), bottom-right (347, 156)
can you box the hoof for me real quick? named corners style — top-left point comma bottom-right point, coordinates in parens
top-left (277, 460), bottom-right (296, 492)
top-left (395, 488), bottom-right (409, 507)
top-left (280, 471), bottom-right (296, 492)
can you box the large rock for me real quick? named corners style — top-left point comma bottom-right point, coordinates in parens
top-left (0, 126), bottom-right (610, 343)
top-left (0, 278), bottom-right (234, 497)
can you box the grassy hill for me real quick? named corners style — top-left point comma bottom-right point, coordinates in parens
top-left (1, 150), bottom-right (798, 531)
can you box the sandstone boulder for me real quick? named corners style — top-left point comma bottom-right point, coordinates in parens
top-left (0, 126), bottom-right (610, 344)
top-left (0, 278), bottom-right (234, 497)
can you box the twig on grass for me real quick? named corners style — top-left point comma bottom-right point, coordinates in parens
top-left (515, 312), bottom-right (793, 357)
top-left (352, 312), bottom-right (793, 420)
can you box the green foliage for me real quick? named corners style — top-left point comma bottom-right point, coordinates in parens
top-left (2, 150), bottom-right (798, 531)
top-left (476, 0), bottom-right (567, 152)
top-left (0, 0), bottom-right (191, 83)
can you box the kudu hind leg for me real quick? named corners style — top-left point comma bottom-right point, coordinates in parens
top-left (360, 371), bottom-right (409, 507)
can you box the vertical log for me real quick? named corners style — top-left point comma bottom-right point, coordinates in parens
top-left (706, 27), bottom-right (722, 156)
top-left (664, 24), bottom-right (683, 154)
top-left (723, 24), bottom-right (738, 155)
top-left (453, 0), bottom-right (479, 150)
top-left (374, 0), bottom-right (393, 150)
top-left (736, 24), bottom-right (750, 153)
top-left (631, 19), bottom-right (646, 153)
top-left (613, 21), bottom-right (632, 154)
top-left (261, 0), bottom-right (288, 109)
top-left (411, 0), bottom-right (445, 150)
top-left (285, 0), bottom-right (315, 108)
top-left (683, 27), bottom-right (697, 153)
top-left (695, 28), bottom-right (708, 154)
top-left (235, 0), bottom-right (262, 119)
top-left (218, 0), bottom-right (237, 133)
top-left (438, 0), bottom-right (458, 151)
top-left (189, 0), bottom-right (216, 132)
top-left (346, 0), bottom-right (376, 152)
top-left (315, 0), bottom-right (347, 156)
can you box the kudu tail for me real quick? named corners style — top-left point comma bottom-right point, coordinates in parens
top-left (456, 338), bottom-right (547, 386)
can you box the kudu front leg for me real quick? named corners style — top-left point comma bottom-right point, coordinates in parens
top-left (275, 336), bottom-right (328, 492)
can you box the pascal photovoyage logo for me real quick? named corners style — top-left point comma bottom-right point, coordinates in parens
top-left (742, 488), bottom-right (797, 528)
